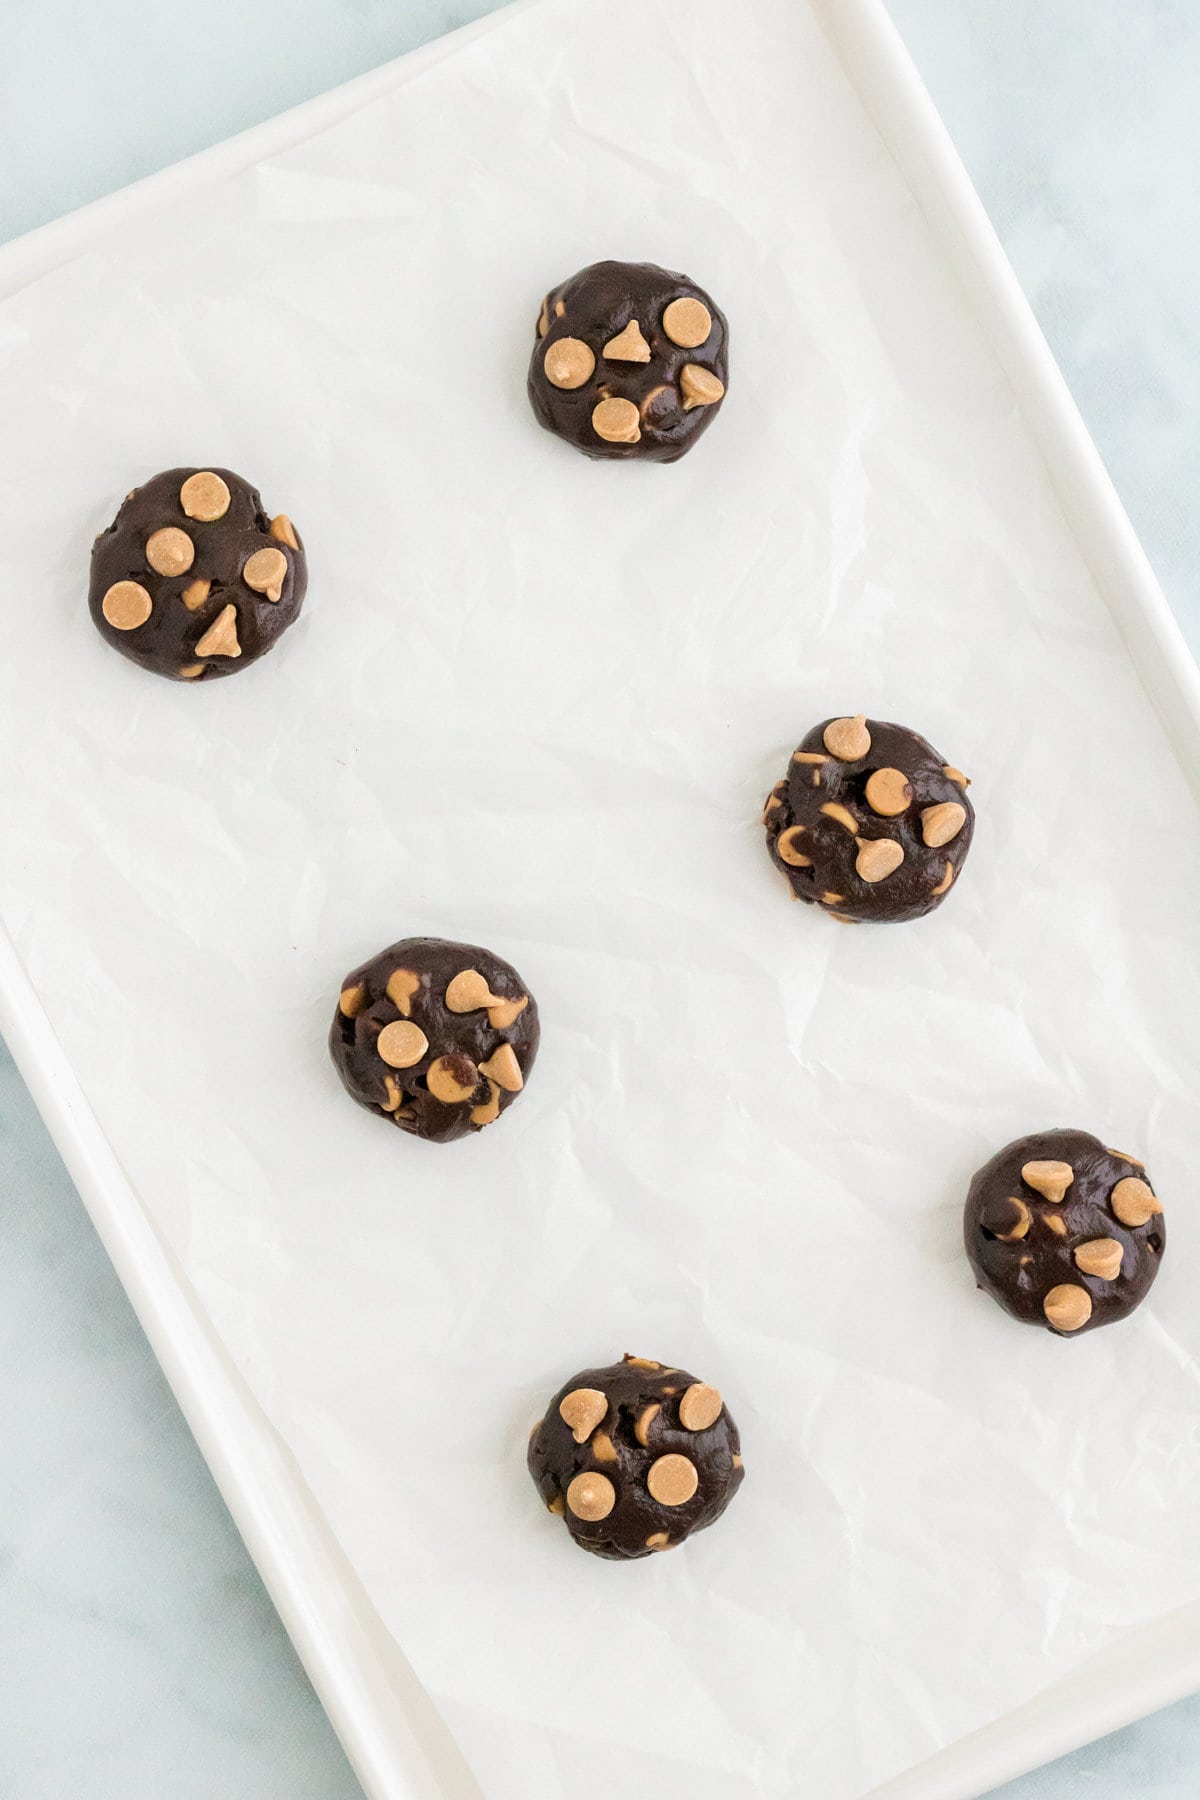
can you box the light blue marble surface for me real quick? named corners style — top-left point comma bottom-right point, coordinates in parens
top-left (1, 4), bottom-right (1197, 1796)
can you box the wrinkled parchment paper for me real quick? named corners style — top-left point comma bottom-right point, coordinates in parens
top-left (2, 0), bottom-right (1200, 1793)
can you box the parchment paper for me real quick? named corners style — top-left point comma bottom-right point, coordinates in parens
top-left (2, 0), bottom-right (1199, 1793)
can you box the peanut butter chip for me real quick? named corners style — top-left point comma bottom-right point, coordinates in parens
top-left (634, 1403), bottom-right (660, 1447)
top-left (145, 526), bottom-right (195, 577)
top-left (920, 801), bottom-right (967, 848)
top-left (376, 1020), bottom-right (429, 1068)
top-left (1022, 1159), bottom-right (1074, 1204)
top-left (777, 826), bottom-right (812, 868)
top-left (592, 1433), bottom-right (617, 1462)
top-left (381, 1075), bottom-right (402, 1112)
top-left (194, 603), bottom-right (241, 658)
top-left (625, 1356), bottom-right (661, 1371)
top-left (243, 546), bottom-right (288, 602)
top-left (101, 581), bottom-right (152, 631)
top-left (445, 969), bottom-right (499, 1013)
top-left (566, 1472), bottom-right (616, 1522)
top-left (470, 1080), bottom-right (502, 1127)
top-left (1111, 1176), bottom-right (1162, 1228)
top-left (942, 766), bottom-right (971, 788)
top-left (592, 396), bottom-right (641, 443)
top-left (537, 296), bottom-right (550, 338)
top-left (993, 1197), bottom-right (1032, 1242)
top-left (479, 1043), bottom-right (523, 1092)
top-left (1043, 1284), bottom-right (1093, 1332)
top-left (678, 1383), bottom-right (722, 1432)
top-left (820, 802), bottom-right (858, 832)
top-left (178, 664), bottom-right (204, 680)
top-left (1107, 1147), bottom-right (1144, 1167)
top-left (269, 513), bottom-right (300, 550)
top-left (427, 1055), bottom-right (479, 1104)
top-left (488, 995), bottom-right (529, 1031)
top-left (820, 891), bottom-right (845, 905)
top-left (603, 319), bottom-right (651, 362)
top-left (662, 297), bottom-right (712, 348)
top-left (680, 364), bottom-right (725, 410)
top-left (179, 471), bottom-right (230, 521)
top-left (385, 968), bottom-right (421, 1016)
top-left (558, 1388), bottom-right (607, 1443)
top-left (181, 577), bottom-right (211, 612)
top-left (647, 1454), bottom-right (699, 1507)
top-left (544, 337), bottom-right (596, 390)
top-left (547, 1493), bottom-right (565, 1515)
top-left (338, 983), bottom-right (366, 1019)
top-left (855, 838), bottom-right (904, 883)
top-left (1075, 1237), bottom-right (1124, 1280)
top-left (864, 768), bottom-right (912, 816)
top-left (1044, 1213), bottom-right (1068, 1238)
top-left (645, 1532), bottom-right (671, 1551)
top-left (930, 861), bottom-right (955, 896)
top-left (793, 751), bottom-right (829, 765)
top-left (823, 715), bottom-right (871, 760)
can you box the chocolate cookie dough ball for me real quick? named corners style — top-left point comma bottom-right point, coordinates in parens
top-left (528, 1354), bottom-right (744, 1559)
top-left (329, 937), bottom-right (538, 1145)
top-left (964, 1130), bottom-right (1164, 1336)
top-left (528, 261), bottom-right (729, 463)
top-left (764, 715), bottom-right (974, 923)
top-left (89, 468), bottom-right (306, 682)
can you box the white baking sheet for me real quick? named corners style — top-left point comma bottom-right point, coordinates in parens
top-left (1, 0), bottom-right (1199, 1795)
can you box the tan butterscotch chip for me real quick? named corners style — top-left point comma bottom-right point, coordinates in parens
top-left (647, 1454), bottom-right (699, 1507)
top-left (547, 1493), bottom-right (565, 1516)
top-left (592, 1432), bottom-right (617, 1463)
top-left (101, 580), bottom-right (152, 631)
top-left (1043, 1284), bottom-right (1093, 1332)
top-left (645, 1532), bottom-right (671, 1551)
top-left (558, 1388), bottom-right (607, 1443)
top-left (792, 751), bottom-right (829, 766)
top-left (680, 364), bottom-right (725, 410)
top-left (555, 299), bottom-right (565, 317)
top-left (762, 783), bottom-right (786, 823)
top-left (544, 336), bottom-right (596, 390)
top-left (194, 603), bottom-right (241, 658)
top-left (921, 801), bottom-right (967, 848)
top-left (864, 768), bottom-right (912, 816)
top-left (179, 471), bottom-right (231, 521)
top-left (820, 802), bottom-right (858, 832)
top-left (385, 968), bottom-right (421, 1016)
top-left (1044, 1213), bottom-right (1068, 1238)
top-left (855, 838), bottom-right (904, 883)
top-left (732, 1454), bottom-right (743, 1470)
top-left (625, 1356), bottom-right (661, 1370)
top-left (243, 546), bottom-right (288, 603)
top-left (1107, 1147), bottom-right (1144, 1167)
top-left (942, 766), bottom-right (971, 788)
top-left (445, 969), bottom-right (498, 1014)
top-left (1111, 1176), bottom-right (1162, 1228)
top-left (777, 826), bottom-right (812, 868)
top-left (1075, 1237), bottom-right (1124, 1280)
top-left (269, 513), bottom-right (300, 551)
top-left (1022, 1159), bottom-right (1074, 1204)
top-left (634, 1403), bottom-right (660, 1447)
top-left (180, 577), bottom-right (211, 612)
top-left (592, 396), bottom-right (641, 443)
top-left (537, 296), bottom-right (550, 338)
top-left (338, 982), bottom-right (367, 1019)
top-left (178, 664), bottom-right (204, 680)
top-left (820, 891), bottom-right (845, 905)
top-left (662, 297), bottom-right (712, 348)
top-left (678, 1384), bottom-right (722, 1432)
top-left (604, 319), bottom-right (651, 362)
top-left (470, 1079), bottom-right (502, 1127)
top-left (376, 1020), bottom-right (429, 1068)
top-left (930, 861), bottom-right (955, 896)
top-left (381, 1075), bottom-right (402, 1112)
top-left (993, 1197), bottom-right (1032, 1242)
top-left (488, 994), bottom-right (529, 1031)
top-left (480, 1043), bottom-right (523, 1093)
top-left (823, 715), bottom-right (871, 761)
top-left (566, 1471), bottom-right (616, 1522)
top-left (427, 1055), bottom-right (479, 1104)
top-left (145, 526), bottom-right (195, 577)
